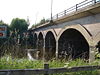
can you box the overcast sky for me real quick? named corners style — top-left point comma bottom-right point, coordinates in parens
top-left (0, 0), bottom-right (85, 28)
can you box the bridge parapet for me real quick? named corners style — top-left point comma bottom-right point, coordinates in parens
top-left (31, 0), bottom-right (100, 30)
top-left (53, 0), bottom-right (100, 21)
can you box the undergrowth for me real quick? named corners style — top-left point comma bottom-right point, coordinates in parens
top-left (0, 55), bottom-right (100, 75)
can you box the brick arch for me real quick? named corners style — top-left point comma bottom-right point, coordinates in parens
top-left (33, 32), bottom-right (38, 38)
top-left (57, 24), bottom-right (93, 46)
top-left (37, 32), bottom-right (44, 59)
top-left (38, 32), bottom-right (44, 38)
top-left (45, 29), bottom-right (57, 40)
top-left (33, 32), bottom-right (37, 35)
top-left (35, 31), bottom-right (44, 38)
top-left (45, 30), bottom-right (56, 60)
top-left (33, 32), bottom-right (38, 40)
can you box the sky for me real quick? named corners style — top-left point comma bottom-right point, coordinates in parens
top-left (0, 0), bottom-right (85, 28)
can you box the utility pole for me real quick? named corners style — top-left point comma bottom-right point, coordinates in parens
top-left (27, 16), bottom-right (30, 27)
top-left (35, 12), bottom-right (39, 25)
top-left (50, 0), bottom-right (53, 22)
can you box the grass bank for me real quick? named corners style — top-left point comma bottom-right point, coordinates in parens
top-left (0, 55), bottom-right (100, 75)
top-left (0, 55), bottom-right (100, 69)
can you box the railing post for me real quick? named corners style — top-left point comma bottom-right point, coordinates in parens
top-left (44, 63), bottom-right (49, 75)
top-left (56, 14), bottom-right (58, 19)
top-left (64, 10), bottom-right (66, 15)
top-left (93, 0), bottom-right (96, 4)
top-left (76, 4), bottom-right (78, 11)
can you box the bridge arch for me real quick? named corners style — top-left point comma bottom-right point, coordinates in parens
top-left (57, 24), bottom-right (92, 60)
top-left (57, 24), bottom-right (92, 45)
top-left (45, 31), bottom-right (56, 60)
top-left (45, 29), bottom-right (57, 40)
top-left (37, 32), bottom-right (44, 59)
top-left (38, 31), bottom-right (45, 38)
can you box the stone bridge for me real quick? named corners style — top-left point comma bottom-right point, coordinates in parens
top-left (29, 0), bottom-right (100, 62)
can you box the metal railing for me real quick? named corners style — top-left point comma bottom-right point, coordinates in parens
top-left (0, 65), bottom-right (100, 75)
top-left (32, 0), bottom-right (100, 29)
top-left (52, 0), bottom-right (100, 20)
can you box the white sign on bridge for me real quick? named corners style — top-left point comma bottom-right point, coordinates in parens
top-left (0, 25), bottom-right (7, 38)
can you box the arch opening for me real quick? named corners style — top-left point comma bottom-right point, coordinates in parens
top-left (28, 32), bottom-right (34, 48)
top-left (98, 41), bottom-right (100, 53)
top-left (96, 41), bottom-right (100, 59)
top-left (37, 32), bottom-right (44, 59)
top-left (45, 31), bottom-right (56, 60)
top-left (28, 33), bottom-right (38, 60)
top-left (58, 29), bottom-right (89, 60)
top-left (96, 41), bottom-right (100, 53)
top-left (33, 33), bottom-right (37, 49)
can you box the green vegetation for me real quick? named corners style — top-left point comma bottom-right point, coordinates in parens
top-left (10, 18), bottom-right (28, 34)
top-left (0, 55), bottom-right (100, 69)
top-left (0, 55), bottom-right (100, 75)
top-left (0, 55), bottom-right (43, 69)
top-left (0, 18), bottom-right (28, 37)
top-left (31, 18), bottom-right (49, 28)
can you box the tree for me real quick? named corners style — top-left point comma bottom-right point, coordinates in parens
top-left (10, 18), bottom-right (28, 34)
top-left (31, 18), bottom-right (50, 28)
top-left (40, 18), bottom-right (45, 24)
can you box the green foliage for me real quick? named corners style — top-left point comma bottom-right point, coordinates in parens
top-left (96, 53), bottom-right (100, 59)
top-left (64, 59), bottom-right (100, 68)
top-left (49, 60), bottom-right (65, 68)
top-left (0, 55), bottom-right (43, 69)
top-left (10, 18), bottom-right (28, 34)
top-left (70, 70), bottom-right (99, 75)
top-left (0, 56), bottom-right (100, 69)
top-left (0, 56), bottom-right (100, 75)
top-left (0, 20), bottom-right (5, 25)
top-left (31, 18), bottom-right (50, 28)
top-left (40, 18), bottom-right (45, 24)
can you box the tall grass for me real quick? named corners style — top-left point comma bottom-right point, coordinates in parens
top-left (0, 55), bottom-right (43, 69)
top-left (0, 55), bottom-right (100, 69)
top-left (0, 55), bottom-right (100, 75)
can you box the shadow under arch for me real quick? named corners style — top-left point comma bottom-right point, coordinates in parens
top-left (95, 32), bottom-right (100, 53)
top-left (57, 24), bottom-right (92, 60)
top-left (33, 33), bottom-right (38, 49)
top-left (94, 32), bottom-right (100, 45)
top-left (45, 28), bottom-right (57, 40)
top-left (37, 32), bottom-right (44, 59)
top-left (45, 31), bottom-right (56, 61)
top-left (27, 33), bottom-right (38, 60)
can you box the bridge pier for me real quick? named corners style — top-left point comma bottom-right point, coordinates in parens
top-left (43, 37), bottom-right (46, 61)
top-left (89, 46), bottom-right (96, 62)
top-left (56, 40), bottom-right (58, 60)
